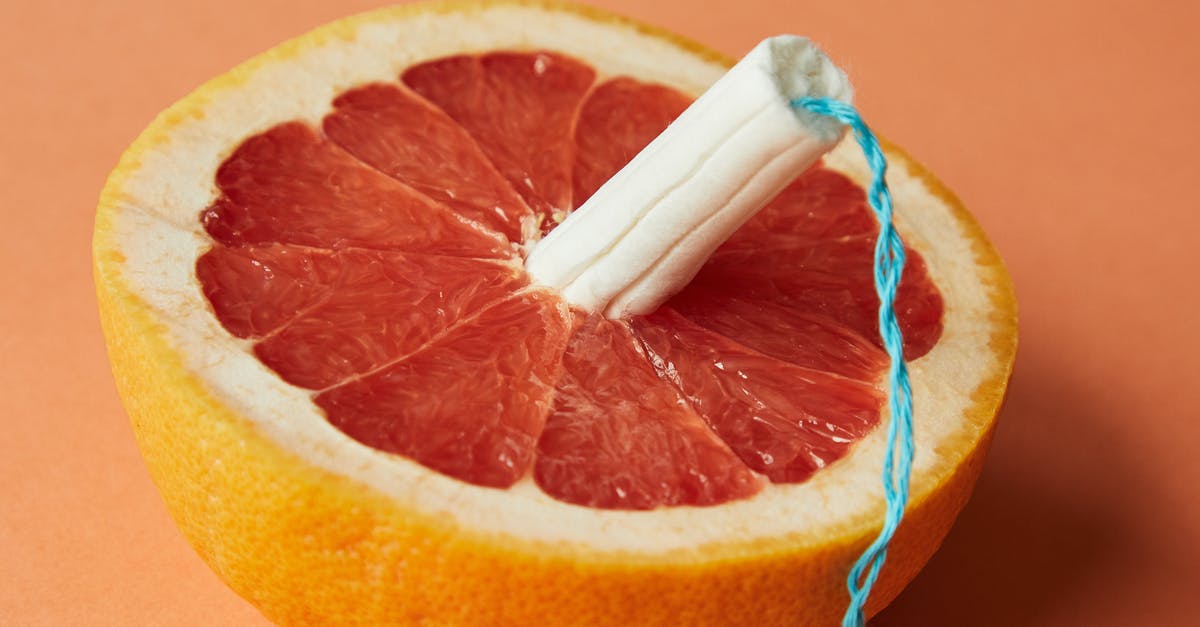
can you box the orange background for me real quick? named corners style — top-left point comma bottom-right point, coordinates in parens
top-left (2, 0), bottom-right (1198, 625)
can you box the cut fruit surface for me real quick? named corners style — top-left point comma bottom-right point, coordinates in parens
top-left (201, 122), bottom-right (512, 258)
top-left (318, 290), bottom-right (570, 488)
top-left (571, 77), bottom-right (692, 203)
top-left (632, 308), bottom-right (882, 483)
top-left (535, 315), bottom-right (764, 509)
top-left (93, 2), bottom-right (1017, 625)
top-left (324, 83), bottom-right (534, 241)
top-left (195, 48), bottom-right (944, 510)
top-left (403, 51), bottom-right (597, 229)
top-left (199, 245), bottom-right (529, 389)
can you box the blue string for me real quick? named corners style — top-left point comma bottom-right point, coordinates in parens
top-left (791, 97), bottom-right (915, 627)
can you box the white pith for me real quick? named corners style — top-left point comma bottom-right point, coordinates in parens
top-left (526, 35), bottom-right (851, 318)
top-left (101, 4), bottom-right (997, 553)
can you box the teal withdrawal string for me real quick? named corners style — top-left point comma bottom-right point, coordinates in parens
top-left (791, 97), bottom-right (915, 627)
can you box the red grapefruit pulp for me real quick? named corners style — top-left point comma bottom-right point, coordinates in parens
top-left (195, 50), bottom-right (944, 510)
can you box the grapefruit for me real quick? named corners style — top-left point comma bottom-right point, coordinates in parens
top-left (93, 1), bottom-right (1017, 624)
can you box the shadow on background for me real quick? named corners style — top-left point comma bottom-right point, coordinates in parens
top-left (870, 361), bottom-right (1142, 626)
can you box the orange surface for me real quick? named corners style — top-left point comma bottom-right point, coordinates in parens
top-left (1, 0), bottom-right (1197, 625)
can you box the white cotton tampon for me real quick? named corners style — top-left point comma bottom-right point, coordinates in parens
top-left (524, 35), bottom-right (853, 318)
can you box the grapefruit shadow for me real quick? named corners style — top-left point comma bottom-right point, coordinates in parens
top-left (872, 361), bottom-right (1135, 626)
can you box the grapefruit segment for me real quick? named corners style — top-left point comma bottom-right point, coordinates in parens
top-left (535, 314), bottom-right (763, 509)
top-left (693, 166), bottom-right (945, 358)
top-left (201, 122), bottom-right (512, 258)
top-left (323, 83), bottom-right (533, 241)
top-left (666, 284), bottom-right (886, 381)
top-left (316, 290), bottom-right (570, 488)
top-left (716, 167), bottom-right (879, 247)
top-left (571, 77), bottom-right (692, 206)
top-left (697, 238), bottom-right (944, 358)
top-left (632, 308), bottom-right (883, 483)
top-left (196, 243), bottom-right (343, 339)
top-left (402, 52), bottom-right (596, 228)
top-left (244, 250), bottom-right (526, 390)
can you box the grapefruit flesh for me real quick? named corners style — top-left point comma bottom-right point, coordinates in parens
top-left (403, 52), bottom-right (597, 229)
top-left (571, 77), bottom-right (693, 204)
top-left (324, 83), bottom-right (533, 241)
top-left (200, 122), bottom-right (512, 258)
top-left (318, 291), bottom-right (571, 488)
top-left (535, 314), bottom-right (763, 509)
top-left (196, 51), bottom-right (944, 510)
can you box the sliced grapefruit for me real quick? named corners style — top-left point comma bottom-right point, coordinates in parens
top-left (93, 1), bottom-right (1017, 624)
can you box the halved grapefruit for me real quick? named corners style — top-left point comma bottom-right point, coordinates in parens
top-left (93, 1), bottom-right (1017, 624)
